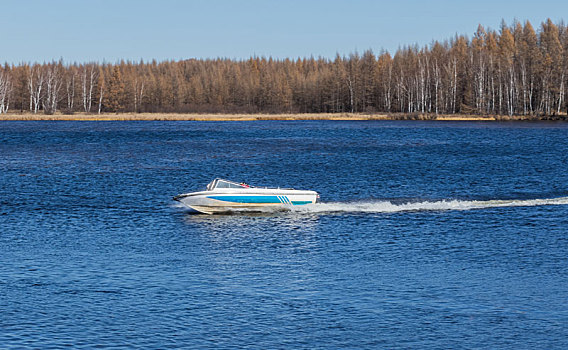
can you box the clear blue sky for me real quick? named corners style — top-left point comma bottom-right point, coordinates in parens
top-left (1, 0), bottom-right (566, 64)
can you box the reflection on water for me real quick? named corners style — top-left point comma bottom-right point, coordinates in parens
top-left (182, 210), bottom-right (321, 236)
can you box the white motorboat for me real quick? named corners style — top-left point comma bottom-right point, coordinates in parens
top-left (174, 178), bottom-right (319, 214)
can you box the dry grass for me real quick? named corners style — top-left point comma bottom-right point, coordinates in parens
top-left (0, 112), bottom-right (564, 121)
top-left (0, 112), bottom-right (381, 121)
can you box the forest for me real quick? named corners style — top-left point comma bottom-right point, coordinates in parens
top-left (0, 19), bottom-right (567, 117)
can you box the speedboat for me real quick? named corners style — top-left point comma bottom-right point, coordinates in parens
top-left (173, 178), bottom-right (319, 214)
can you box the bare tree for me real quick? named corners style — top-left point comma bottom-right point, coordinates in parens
top-left (66, 67), bottom-right (76, 112)
top-left (81, 64), bottom-right (97, 113)
top-left (133, 77), bottom-right (145, 113)
top-left (28, 65), bottom-right (44, 113)
top-left (43, 63), bottom-right (62, 114)
top-left (97, 70), bottom-right (105, 114)
top-left (0, 70), bottom-right (12, 114)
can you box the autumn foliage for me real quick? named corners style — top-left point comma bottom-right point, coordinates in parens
top-left (0, 19), bottom-right (567, 117)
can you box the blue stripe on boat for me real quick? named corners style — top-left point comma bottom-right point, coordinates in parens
top-left (291, 201), bottom-right (312, 205)
top-left (207, 195), bottom-right (282, 204)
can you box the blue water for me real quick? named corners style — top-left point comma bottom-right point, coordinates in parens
top-left (1, 121), bottom-right (568, 349)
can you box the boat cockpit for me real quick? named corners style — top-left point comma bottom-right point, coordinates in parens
top-left (206, 178), bottom-right (250, 191)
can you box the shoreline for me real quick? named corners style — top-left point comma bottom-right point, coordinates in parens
top-left (0, 112), bottom-right (566, 121)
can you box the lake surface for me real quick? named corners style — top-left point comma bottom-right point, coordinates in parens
top-left (1, 120), bottom-right (567, 349)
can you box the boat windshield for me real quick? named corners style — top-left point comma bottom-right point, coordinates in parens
top-left (206, 179), bottom-right (250, 190)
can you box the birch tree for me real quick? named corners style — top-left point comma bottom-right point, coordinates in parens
top-left (133, 78), bottom-right (145, 113)
top-left (539, 19), bottom-right (562, 114)
top-left (65, 66), bottom-right (76, 112)
top-left (28, 65), bottom-right (44, 113)
top-left (96, 68), bottom-right (106, 114)
top-left (499, 26), bottom-right (516, 116)
top-left (0, 70), bottom-right (11, 114)
top-left (472, 25), bottom-right (487, 113)
top-left (43, 63), bottom-right (62, 114)
top-left (81, 64), bottom-right (97, 113)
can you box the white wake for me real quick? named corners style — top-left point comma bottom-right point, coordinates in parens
top-left (291, 196), bottom-right (568, 214)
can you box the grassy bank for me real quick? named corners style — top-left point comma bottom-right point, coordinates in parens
top-left (0, 112), bottom-right (566, 121)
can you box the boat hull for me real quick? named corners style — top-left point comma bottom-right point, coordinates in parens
top-left (175, 190), bottom-right (318, 214)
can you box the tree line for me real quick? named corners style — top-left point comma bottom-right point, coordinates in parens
top-left (0, 19), bottom-right (567, 116)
